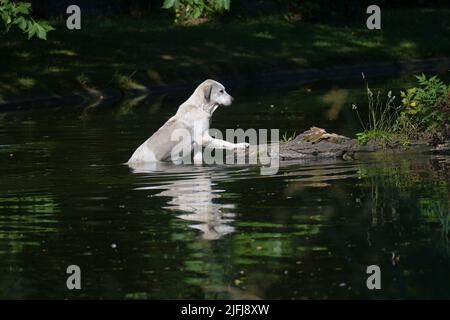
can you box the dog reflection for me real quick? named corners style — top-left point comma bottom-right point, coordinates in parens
top-left (129, 162), bottom-right (235, 240)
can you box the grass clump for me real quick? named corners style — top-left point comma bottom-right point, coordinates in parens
top-left (281, 130), bottom-right (297, 142)
top-left (353, 72), bottom-right (449, 147)
top-left (113, 71), bottom-right (148, 92)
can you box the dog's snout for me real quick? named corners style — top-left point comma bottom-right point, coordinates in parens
top-left (230, 95), bottom-right (234, 102)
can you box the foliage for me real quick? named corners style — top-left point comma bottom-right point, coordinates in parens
top-left (398, 73), bottom-right (450, 135)
top-left (162, 0), bottom-right (230, 23)
top-left (206, 0), bottom-right (448, 21)
top-left (1, 9), bottom-right (449, 100)
top-left (353, 73), bottom-right (449, 146)
top-left (0, 0), bottom-right (53, 39)
top-left (355, 130), bottom-right (408, 147)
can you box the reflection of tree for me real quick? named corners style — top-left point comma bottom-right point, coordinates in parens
top-left (256, 155), bottom-right (450, 299)
top-left (357, 155), bottom-right (450, 241)
top-left (422, 201), bottom-right (450, 257)
top-left (0, 194), bottom-right (59, 253)
top-left (0, 194), bottom-right (60, 298)
top-left (354, 155), bottom-right (450, 297)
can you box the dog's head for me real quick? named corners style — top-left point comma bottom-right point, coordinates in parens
top-left (200, 79), bottom-right (234, 107)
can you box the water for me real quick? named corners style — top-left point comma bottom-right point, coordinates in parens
top-left (0, 78), bottom-right (449, 299)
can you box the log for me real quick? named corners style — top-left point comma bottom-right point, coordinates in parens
top-left (279, 127), bottom-right (358, 160)
top-left (277, 127), bottom-right (450, 161)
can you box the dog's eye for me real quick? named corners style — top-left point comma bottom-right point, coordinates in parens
top-left (219, 89), bottom-right (224, 93)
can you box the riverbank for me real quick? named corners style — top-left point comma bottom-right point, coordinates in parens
top-left (1, 8), bottom-right (449, 104)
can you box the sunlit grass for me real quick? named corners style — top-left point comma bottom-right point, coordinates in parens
top-left (16, 77), bottom-right (36, 89)
top-left (114, 71), bottom-right (148, 91)
top-left (49, 49), bottom-right (78, 56)
top-left (253, 31), bottom-right (275, 40)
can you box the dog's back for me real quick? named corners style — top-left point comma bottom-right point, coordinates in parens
top-left (127, 116), bottom-right (186, 163)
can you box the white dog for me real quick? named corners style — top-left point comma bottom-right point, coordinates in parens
top-left (128, 79), bottom-right (249, 165)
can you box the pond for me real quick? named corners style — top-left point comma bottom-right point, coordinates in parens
top-left (0, 76), bottom-right (449, 299)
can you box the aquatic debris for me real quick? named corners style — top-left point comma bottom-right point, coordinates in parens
top-left (279, 127), bottom-right (357, 160)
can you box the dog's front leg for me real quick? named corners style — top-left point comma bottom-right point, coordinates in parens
top-left (192, 133), bottom-right (249, 164)
top-left (203, 133), bottom-right (249, 150)
top-left (193, 147), bottom-right (203, 164)
top-left (192, 134), bottom-right (206, 165)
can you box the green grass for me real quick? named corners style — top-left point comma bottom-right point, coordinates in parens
top-left (0, 8), bottom-right (449, 100)
top-left (281, 130), bottom-right (297, 142)
top-left (352, 72), bottom-right (407, 146)
top-left (356, 130), bottom-right (410, 147)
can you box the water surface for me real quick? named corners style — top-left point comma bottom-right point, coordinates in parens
top-left (0, 77), bottom-right (449, 299)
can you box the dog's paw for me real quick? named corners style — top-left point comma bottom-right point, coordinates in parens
top-left (236, 142), bottom-right (250, 149)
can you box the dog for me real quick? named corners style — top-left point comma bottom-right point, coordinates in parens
top-left (128, 79), bottom-right (249, 165)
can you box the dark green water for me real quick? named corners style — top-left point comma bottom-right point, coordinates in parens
top-left (0, 78), bottom-right (449, 299)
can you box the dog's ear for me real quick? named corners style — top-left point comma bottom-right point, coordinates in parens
top-left (203, 83), bottom-right (213, 103)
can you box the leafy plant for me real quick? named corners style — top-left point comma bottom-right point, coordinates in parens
top-left (162, 0), bottom-right (231, 23)
top-left (0, 0), bottom-right (54, 39)
top-left (398, 73), bottom-right (450, 135)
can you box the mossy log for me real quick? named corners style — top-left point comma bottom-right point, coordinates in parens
top-left (277, 127), bottom-right (450, 161)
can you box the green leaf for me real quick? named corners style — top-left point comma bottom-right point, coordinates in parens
top-left (223, 0), bottom-right (231, 10)
top-left (192, 6), bottom-right (202, 18)
top-left (39, 20), bottom-right (55, 32)
top-left (27, 23), bottom-right (37, 39)
top-left (36, 25), bottom-right (46, 39)
top-left (162, 0), bottom-right (176, 9)
top-left (15, 16), bottom-right (27, 30)
top-left (16, 2), bottom-right (31, 14)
